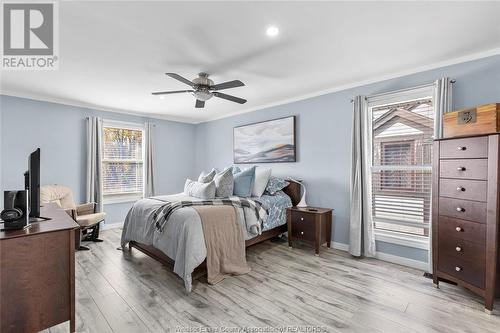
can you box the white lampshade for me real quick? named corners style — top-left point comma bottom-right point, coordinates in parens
top-left (289, 179), bottom-right (307, 207)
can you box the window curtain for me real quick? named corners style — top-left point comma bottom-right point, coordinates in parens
top-left (145, 122), bottom-right (156, 197)
top-left (86, 116), bottom-right (103, 212)
top-left (349, 96), bottom-right (376, 257)
top-left (429, 77), bottom-right (453, 272)
top-left (433, 77), bottom-right (453, 139)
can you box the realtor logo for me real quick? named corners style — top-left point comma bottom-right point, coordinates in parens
top-left (1, 1), bottom-right (59, 70)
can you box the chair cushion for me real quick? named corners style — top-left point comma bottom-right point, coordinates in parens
top-left (40, 185), bottom-right (76, 209)
top-left (76, 212), bottom-right (106, 227)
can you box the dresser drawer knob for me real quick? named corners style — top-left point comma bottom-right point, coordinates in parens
top-left (456, 246), bottom-right (462, 252)
top-left (456, 187), bottom-right (465, 192)
top-left (455, 226), bottom-right (462, 232)
top-left (455, 266), bottom-right (462, 272)
top-left (457, 146), bottom-right (467, 151)
top-left (457, 167), bottom-right (466, 171)
top-left (300, 217), bottom-right (304, 221)
top-left (456, 207), bottom-right (465, 212)
top-left (300, 231), bottom-right (304, 235)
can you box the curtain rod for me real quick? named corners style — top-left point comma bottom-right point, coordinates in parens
top-left (349, 79), bottom-right (456, 103)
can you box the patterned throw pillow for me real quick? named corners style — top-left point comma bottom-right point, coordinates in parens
top-left (214, 167), bottom-right (234, 198)
top-left (233, 166), bottom-right (256, 197)
top-left (184, 179), bottom-right (216, 199)
top-left (198, 169), bottom-right (216, 183)
top-left (265, 176), bottom-right (290, 195)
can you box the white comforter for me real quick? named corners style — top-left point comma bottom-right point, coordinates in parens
top-left (120, 193), bottom-right (261, 292)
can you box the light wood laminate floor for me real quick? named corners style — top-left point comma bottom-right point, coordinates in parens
top-left (46, 228), bottom-right (500, 333)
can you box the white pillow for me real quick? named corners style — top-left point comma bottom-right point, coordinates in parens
top-left (252, 168), bottom-right (272, 197)
top-left (184, 179), bottom-right (216, 199)
top-left (198, 169), bottom-right (216, 183)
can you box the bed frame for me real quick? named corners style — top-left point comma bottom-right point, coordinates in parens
top-left (128, 180), bottom-right (302, 278)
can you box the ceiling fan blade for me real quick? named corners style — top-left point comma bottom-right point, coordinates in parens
top-left (195, 100), bottom-right (205, 108)
top-left (213, 92), bottom-right (247, 104)
top-left (210, 80), bottom-right (245, 91)
top-left (165, 73), bottom-right (195, 87)
top-left (151, 90), bottom-right (193, 95)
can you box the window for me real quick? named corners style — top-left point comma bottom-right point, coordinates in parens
top-left (367, 86), bottom-right (435, 244)
top-left (102, 120), bottom-right (145, 203)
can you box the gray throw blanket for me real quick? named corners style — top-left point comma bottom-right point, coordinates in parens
top-left (154, 197), bottom-right (268, 233)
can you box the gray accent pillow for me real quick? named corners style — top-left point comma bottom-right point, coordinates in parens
top-left (184, 179), bottom-right (216, 199)
top-left (214, 167), bottom-right (234, 198)
top-left (265, 176), bottom-right (290, 195)
top-left (198, 169), bottom-right (216, 183)
top-left (233, 166), bottom-right (256, 197)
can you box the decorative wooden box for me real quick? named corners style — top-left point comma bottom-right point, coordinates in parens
top-left (443, 103), bottom-right (500, 138)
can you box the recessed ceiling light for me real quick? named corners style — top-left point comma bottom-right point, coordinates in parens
top-left (266, 26), bottom-right (279, 37)
top-left (159, 95), bottom-right (165, 99)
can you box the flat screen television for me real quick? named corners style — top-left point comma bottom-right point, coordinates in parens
top-left (24, 148), bottom-right (41, 219)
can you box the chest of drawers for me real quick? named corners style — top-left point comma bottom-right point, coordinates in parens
top-left (432, 134), bottom-right (500, 313)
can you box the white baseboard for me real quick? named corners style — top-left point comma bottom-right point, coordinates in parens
top-left (330, 241), bottom-right (428, 271)
top-left (375, 252), bottom-right (429, 271)
top-left (102, 222), bottom-right (124, 230)
top-left (331, 241), bottom-right (349, 251)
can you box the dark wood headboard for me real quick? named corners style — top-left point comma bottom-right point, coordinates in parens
top-left (283, 180), bottom-right (302, 207)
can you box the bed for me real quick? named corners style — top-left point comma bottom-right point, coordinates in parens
top-left (121, 181), bottom-right (301, 291)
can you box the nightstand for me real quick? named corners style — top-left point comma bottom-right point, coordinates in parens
top-left (287, 206), bottom-right (333, 255)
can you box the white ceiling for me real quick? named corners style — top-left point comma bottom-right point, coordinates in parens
top-left (1, 1), bottom-right (499, 123)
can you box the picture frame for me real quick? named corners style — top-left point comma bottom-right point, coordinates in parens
top-left (233, 116), bottom-right (296, 163)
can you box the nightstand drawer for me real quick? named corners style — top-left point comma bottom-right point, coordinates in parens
top-left (291, 219), bottom-right (315, 242)
top-left (291, 210), bottom-right (315, 224)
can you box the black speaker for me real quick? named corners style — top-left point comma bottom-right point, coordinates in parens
top-left (1, 190), bottom-right (30, 230)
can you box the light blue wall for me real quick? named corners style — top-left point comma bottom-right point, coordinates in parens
top-left (194, 55), bottom-right (500, 263)
top-left (1, 56), bottom-right (499, 263)
top-left (0, 95), bottom-right (197, 224)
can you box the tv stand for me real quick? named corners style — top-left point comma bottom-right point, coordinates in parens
top-left (29, 216), bottom-right (52, 222)
top-left (1, 203), bottom-right (78, 332)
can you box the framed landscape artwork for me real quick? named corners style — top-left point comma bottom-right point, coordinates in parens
top-left (233, 116), bottom-right (296, 163)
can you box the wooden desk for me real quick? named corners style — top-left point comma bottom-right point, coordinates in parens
top-left (0, 203), bottom-right (78, 332)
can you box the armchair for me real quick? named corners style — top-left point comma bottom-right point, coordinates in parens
top-left (40, 185), bottom-right (106, 250)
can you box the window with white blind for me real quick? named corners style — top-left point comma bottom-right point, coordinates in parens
top-left (102, 120), bottom-right (145, 203)
top-left (367, 86), bottom-right (435, 247)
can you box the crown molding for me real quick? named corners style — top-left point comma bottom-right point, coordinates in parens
top-left (0, 91), bottom-right (198, 124)
top-left (199, 47), bottom-right (500, 123)
top-left (2, 47), bottom-right (499, 125)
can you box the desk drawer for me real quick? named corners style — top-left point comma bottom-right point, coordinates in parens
top-left (439, 179), bottom-right (487, 202)
top-left (439, 159), bottom-right (488, 180)
top-left (440, 136), bottom-right (488, 159)
top-left (438, 197), bottom-right (486, 223)
top-left (438, 216), bottom-right (486, 244)
top-left (438, 254), bottom-right (485, 289)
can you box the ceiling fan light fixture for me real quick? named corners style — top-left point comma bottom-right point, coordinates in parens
top-left (266, 25), bottom-right (279, 37)
top-left (193, 90), bottom-right (213, 101)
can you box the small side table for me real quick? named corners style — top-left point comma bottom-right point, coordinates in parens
top-left (287, 206), bottom-right (333, 256)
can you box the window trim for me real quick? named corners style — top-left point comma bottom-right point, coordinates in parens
top-left (101, 119), bottom-right (146, 205)
top-left (375, 229), bottom-right (430, 250)
top-left (366, 84), bottom-right (435, 244)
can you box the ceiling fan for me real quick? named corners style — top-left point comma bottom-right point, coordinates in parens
top-left (152, 72), bottom-right (247, 108)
